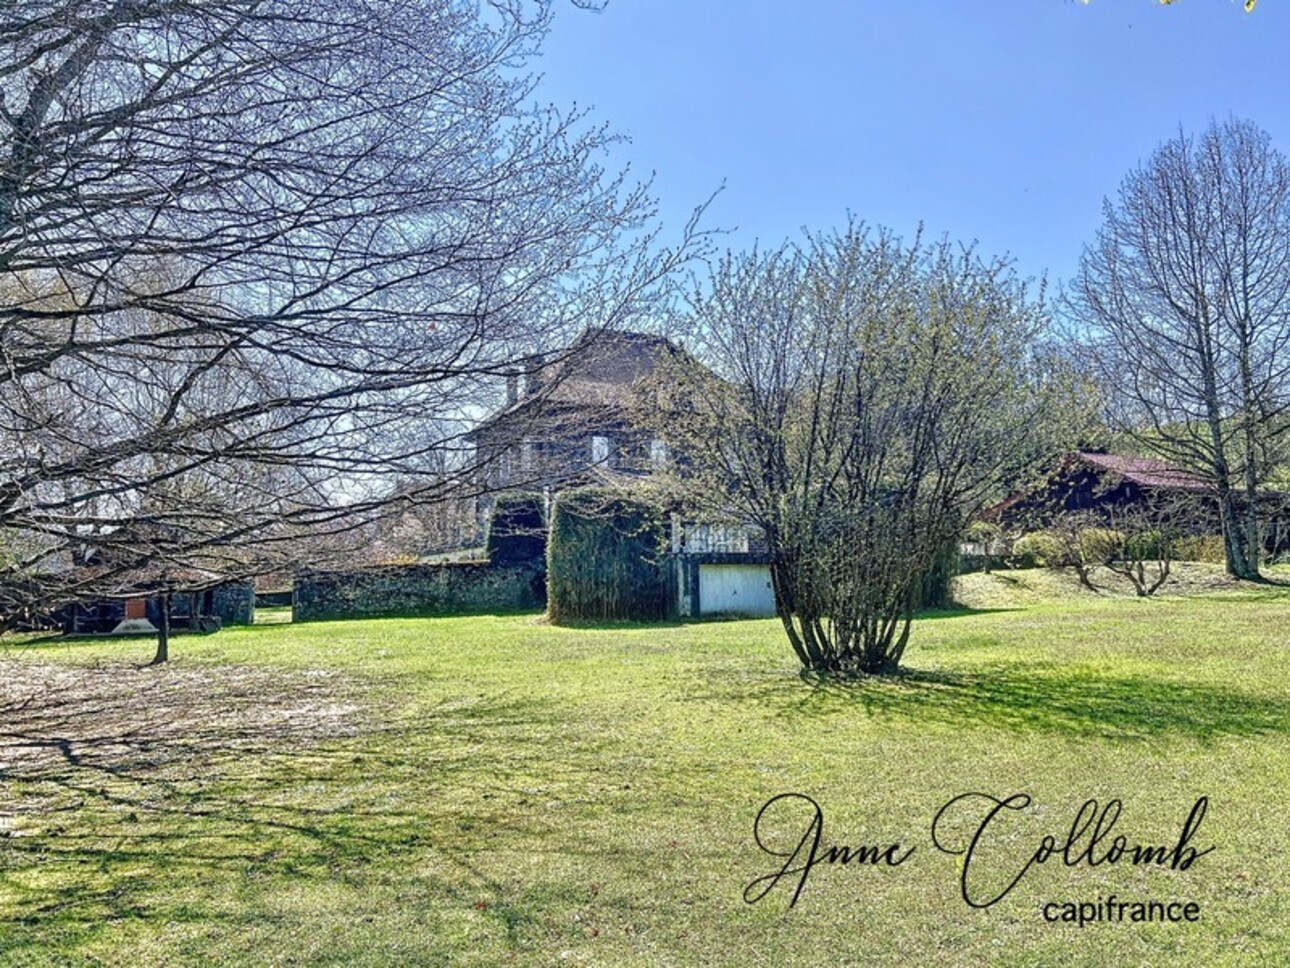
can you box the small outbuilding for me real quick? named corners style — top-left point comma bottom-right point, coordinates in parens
top-left (58, 575), bottom-right (255, 635)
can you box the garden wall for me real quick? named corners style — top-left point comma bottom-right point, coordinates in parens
top-left (293, 561), bottom-right (545, 622)
top-left (210, 582), bottom-right (256, 626)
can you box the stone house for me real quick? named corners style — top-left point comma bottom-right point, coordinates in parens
top-left (467, 328), bottom-right (777, 618)
top-left (58, 570), bottom-right (255, 635)
top-left (466, 328), bottom-right (679, 496)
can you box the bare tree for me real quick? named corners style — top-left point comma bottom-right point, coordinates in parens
top-left (1025, 510), bottom-right (1111, 592)
top-left (1071, 118), bottom-right (1290, 580)
top-left (1098, 501), bottom-right (1177, 597)
top-left (655, 225), bottom-right (1073, 676)
top-left (1041, 490), bottom-right (1205, 597)
top-left (0, 1), bottom-right (698, 657)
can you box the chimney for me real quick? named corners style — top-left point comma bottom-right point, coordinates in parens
top-left (526, 353), bottom-right (546, 395)
top-left (505, 371), bottom-right (519, 404)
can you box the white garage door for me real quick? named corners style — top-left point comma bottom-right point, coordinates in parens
top-left (698, 564), bottom-right (776, 617)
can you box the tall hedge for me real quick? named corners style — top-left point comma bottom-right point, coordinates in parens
top-left (914, 537), bottom-right (960, 610)
top-left (547, 488), bottom-right (668, 623)
top-left (485, 492), bottom-right (547, 565)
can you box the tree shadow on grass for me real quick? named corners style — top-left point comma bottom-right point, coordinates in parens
top-left (548, 613), bottom-right (765, 631)
top-left (869, 665), bottom-right (1286, 740)
top-left (0, 663), bottom-right (620, 961)
top-left (697, 663), bottom-right (1289, 743)
top-left (913, 606), bottom-right (1021, 621)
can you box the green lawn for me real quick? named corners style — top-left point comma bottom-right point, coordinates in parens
top-left (1, 570), bottom-right (1287, 966)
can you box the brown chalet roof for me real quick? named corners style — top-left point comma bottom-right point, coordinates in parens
top-left (983, 450), bottom-right (1210, 522)
top-left (1075, 451), bottom-right (1209, 492)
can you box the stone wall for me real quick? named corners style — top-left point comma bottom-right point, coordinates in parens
top-left (293, 561), bottom-right (545, 622)
top-left (59, 581), bottom-right (256, 635)
top-left (210, 582), bottom-right (256, 626)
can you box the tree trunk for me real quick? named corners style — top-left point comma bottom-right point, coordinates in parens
top-left (1197, 303), bottom-right (1258, 580)
top-left (1073, 562), bottom-right (1099, 592)
top-left (1244, 450), bottom-right (1262, 579)
top-left (1238, 322), bottom-right (1263, 578)
top-left (770, 556), bottom-right (822, 671)
top-left (149, 593), bottom-right (171, 665)
top-left (1218, 486), bottom-right (1257, 579)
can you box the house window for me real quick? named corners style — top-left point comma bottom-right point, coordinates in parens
top-left (521, 438), bottom-right (534, 472)
top-left (650, 438), bottom-right (669, 467)
top-left (591, 435), bottom-right (611, 465)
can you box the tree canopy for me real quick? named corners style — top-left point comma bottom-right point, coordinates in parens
top-left (0, 1), bottom-right (695, 650)
top-left (655, 225), bottom-right (1079, 675)
top-left (1071, 118), bottom-right (1290, 579)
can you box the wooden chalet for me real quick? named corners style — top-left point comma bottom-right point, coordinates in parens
top-left (988, 450), bottom-right (1290, 550)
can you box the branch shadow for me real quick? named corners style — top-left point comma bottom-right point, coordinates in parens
top-left (692, 663), bottom-right (1289, 743)
top-left (0, 662), bottom-right (622, 960)
top-left (913, 606), bottom-right (1021, 621)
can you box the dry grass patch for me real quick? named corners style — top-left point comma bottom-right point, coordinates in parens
top-left (0, 659), bottom-right (370, 831)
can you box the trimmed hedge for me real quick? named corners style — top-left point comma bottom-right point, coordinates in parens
top-left (1174, 534), bottom-right (1225, 563)
top-left (915, 539), bottom-right (959, 610)
top-left (547, 488), bottom-right (668, 623)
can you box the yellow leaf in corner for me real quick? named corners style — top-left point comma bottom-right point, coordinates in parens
top-left (1245, 0), bottom-right (1257, 12)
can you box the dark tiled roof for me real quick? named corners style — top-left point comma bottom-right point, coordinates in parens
top-left (531, 329), bottom-right (677, 408)
top-left (469, 329), bottom-right (679, 436)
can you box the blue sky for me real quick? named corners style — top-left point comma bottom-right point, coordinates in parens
top-left (535, 0), bottom-right (1290, 289)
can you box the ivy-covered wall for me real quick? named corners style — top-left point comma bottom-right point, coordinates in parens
top-left (210, 582), bottom-right (256, 626)
top-left (547, 489), bottom-right (668, 624)
top-left (293, 561), bottom-right (545, 622)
